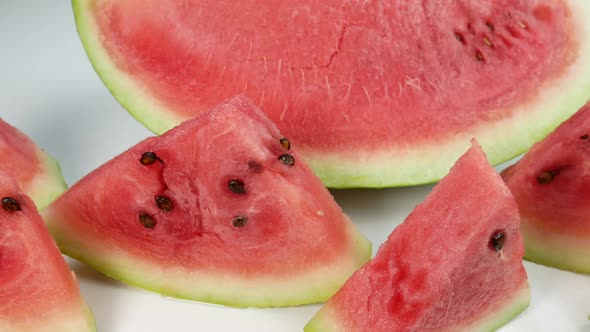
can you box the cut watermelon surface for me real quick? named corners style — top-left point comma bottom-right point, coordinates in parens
top-left (42, 95), bottom-right (371, 307)
top-left (73, 0), bottom-right (590, 187)
top-left (305, 141), bottom-right (530, 331)
top-left (502, 101), bottom-right (590, 274)
top-left (0, 118), bottom-right (66, 210)
top-left (0, 172), bottom-right (95, 332)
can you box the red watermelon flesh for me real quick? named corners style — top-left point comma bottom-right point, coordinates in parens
top-left (0, 118), bottom-right (66, 210)
top-left (73, 0), bottom-right (590, 187)
top-left (305, 141), bottom-right (529, 332)
top-left (502, 101), bottom-right (590, 274)
top-left (0, 172), bottom-right (95, 332)
top-left (42, 95), bottom-right (371, 307)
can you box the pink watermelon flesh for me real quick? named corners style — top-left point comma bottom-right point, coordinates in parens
top-left (73, 0), bottom-right (590, 187)
top-left (0, 172), bottom-right (95, 332)
top-left (42, 95), bottom-right (371, 307)
top-left (0, 118), bottom-right (66, 210)
top-left (502, 101), bottom-right (590, 274)
top-left (305, 141), bottom-right (530, 332)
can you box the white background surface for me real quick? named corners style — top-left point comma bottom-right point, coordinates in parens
top-left (1, 1), bottom-right (590, 331)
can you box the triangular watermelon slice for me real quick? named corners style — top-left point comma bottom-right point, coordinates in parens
top-left (72, 0), bottom-right (590, 187)
top-left (0, 172), bottom-right (95, 332)
top-left (305, 141), bottom-right (530, 331)
top-left (0, 118), bottom-right (66, 210)
top-left (502, 101), bottom-right (590, 274)
top-left (42, 95), bottom-right (371, 307)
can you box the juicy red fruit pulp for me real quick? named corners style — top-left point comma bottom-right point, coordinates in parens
top-left (94, 0), bottom-right (571, 151)
top-left (306, 142), bottom-right (529, 331)
top-left (44, 96), bottom-right (366, 289)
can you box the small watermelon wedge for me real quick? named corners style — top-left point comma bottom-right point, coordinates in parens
top-left (72, 0), bottom-right (590, 187)
top-left (0, 172), bottom-right (95, 332)
top-left (42, 95), bottom-right (371, 307)
top-left (305, 141), bottom-right (530, 331)
top-left (0, 118), bottom-right (66, 210)
top-left (502, 101), bottom-right (590, 274)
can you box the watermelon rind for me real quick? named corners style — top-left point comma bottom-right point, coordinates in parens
top-left (304, 283), bottom-right (530, 332)
top-left (0, 304), bottom-right (96, 332)
top-left (44, 208), bottom-right (372, 308)
top-left (72, 0), bottom-right (590, 188)
top-left (522, 219), bottom-right (590, 274)
top-left (27, 148), bottom-right (68, 210)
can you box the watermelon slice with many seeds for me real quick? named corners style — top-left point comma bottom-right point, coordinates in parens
top-left (0, 118), bottom-right (66, 210)
top-left (502, 101), bottom-right (590, 274)
top-left (42, 95), bottom-right (371, 307)
top-left (305, 141), bottom-right (530, 331)
top-left (0, 172), bottom-right (95, 332)
top-left (73, 0), bottom-right (590, 187)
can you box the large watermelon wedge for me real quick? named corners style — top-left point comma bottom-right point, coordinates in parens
top-left (42, 95), bottom-right (371, 307)
top-left (305, 141), bottom-right (529, 331)
top-left (502, 101), bottom-right (590, 274)
top-left (72, 0), bottom-right (590, 188)
top-left (0, 118), bottom-right (66, 210)
top-left (0, 171), bottom-right (95, 332)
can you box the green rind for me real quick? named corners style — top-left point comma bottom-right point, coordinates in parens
top-left (522, 220), bottom-right (590, 274)
top-left (72, 0), bottom-right (184, 135)
top-left (304, 283), bottom-right (531, 332)
top-left (28, 149), bottom-right (68, 210)
top-left (0, 302), bottom-right (96, 332)
top-left (44, 210), bottom-right (372, 308)
top-left (72, 0), bottom-right (590, 188)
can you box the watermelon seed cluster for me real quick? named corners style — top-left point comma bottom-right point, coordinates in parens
top-left (580, 134), bottom-right (588, 140)
top-left (489, 230), bottom-right (506, 251)
top-left (1, 196), bottom-right (21, 212)
top-left (137, 151), bottom-right (172, 229)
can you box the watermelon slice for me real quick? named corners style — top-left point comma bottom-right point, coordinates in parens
top-left (42, 95), bottom-right (371, 307)
top-left (502, 101), bottom-right (590, 274)
top-left (0, 172), bottom-right (95, 332)
top-left (305, 141), bottom-right (530, 331)
top-left (0, 118), bottom-right (66, 210)
top-left (72, 0), bottom-right (590, 188)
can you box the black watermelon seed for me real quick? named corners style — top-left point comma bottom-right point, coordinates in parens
top-left (228, 179), bottom-right (246, 195)
top-left (248, 160), bottom-right (263, 173)
top-left (278, 154), bottom-right (295, 166)
top-left (279, 138), bottom-right (291, 150)
top-left (489, 230), bottom-right (506, 251)
top-left (537, 171), bottom-right (556, 184)
top-left (232, 216), bottom-right (248, 228)
top-left (1, 197), bottom-right (21, 212)
top-left (155, 196), bottom-right (173, 212)
top-left (454, 32), bottom-right (466, 44)
top-left (475, 50), bottom-right (485, 62)
top-left (580, 134), bottom-right (589, 140)
top-left (140, 152), bottom-right (158, 165)
top-left (139, 212), bottom-right (156, 229)
top-left (486, 22), bottom-right (495, 32)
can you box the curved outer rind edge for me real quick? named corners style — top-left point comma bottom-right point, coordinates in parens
top-left (522, 219), bottom-right (590, 274)
top-left (304, 283), bottom-right (530, 332)
top-left (43, 208), bottom-right (372, 308)
top-left (72, 0), bottom-right (590, 188)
